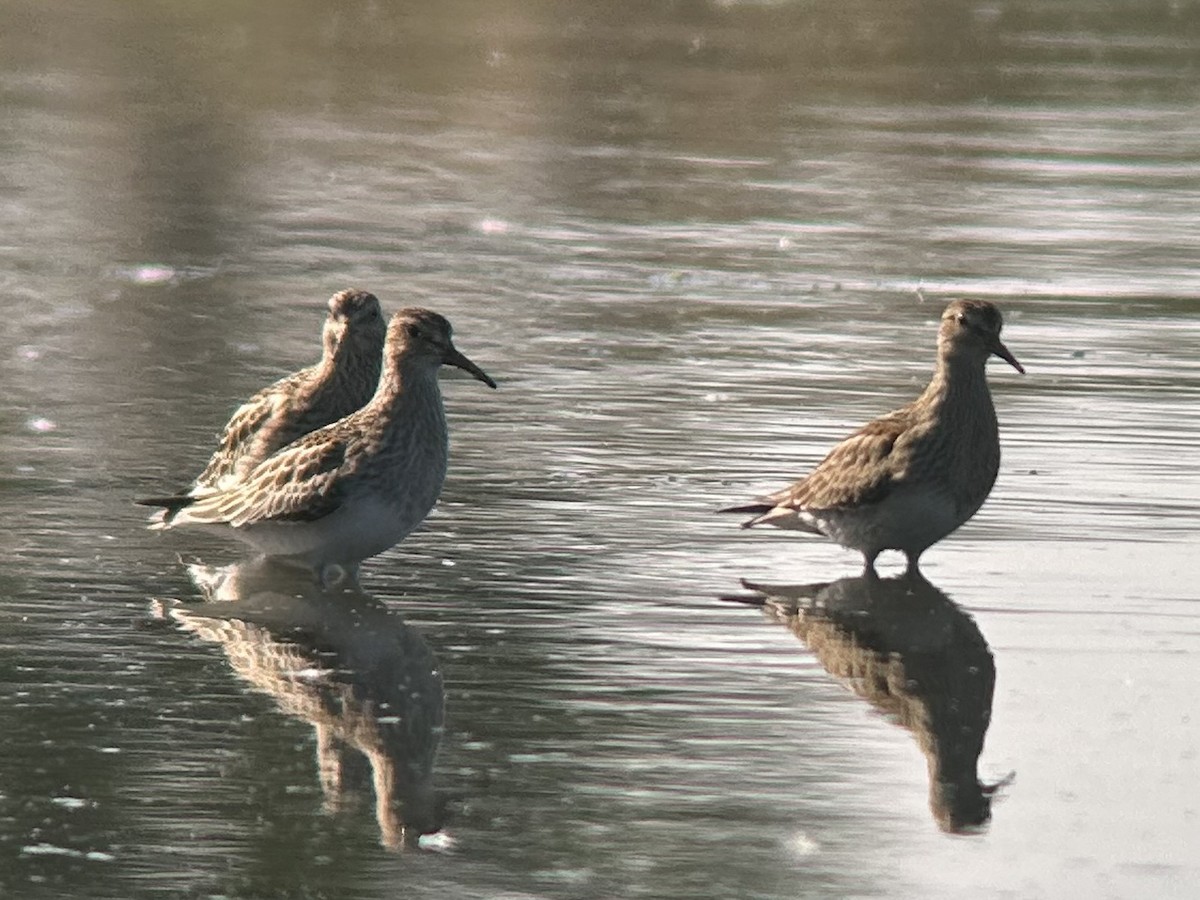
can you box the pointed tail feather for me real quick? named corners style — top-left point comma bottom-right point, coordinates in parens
top-left (716, 501), bottom-right (776, 529)
top-left (718, 592), bottom-right (767, 608)
top-left (134, 494), bottom-right (195, 511)
top-left (717, 502), bottom-right (773, 515)
top-left (718, 577), bottom-right (774, 607)
top-left (134, 493), bottom-right (197, 526)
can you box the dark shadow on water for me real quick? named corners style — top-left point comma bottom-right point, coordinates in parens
top-left (726, 570), bottom-right (1011, 834)
top-left (152, 557), bottom-right (447, 851)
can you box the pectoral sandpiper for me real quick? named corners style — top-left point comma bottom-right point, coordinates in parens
top-left (139, 308), bottom-right (495, 579)
top-left (192, 289), bottom-right (387, 493)
top-left (721, 299), bottom-right (1024, 573)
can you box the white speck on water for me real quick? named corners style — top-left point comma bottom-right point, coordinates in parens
top-left (130, 265), bottom-right (176, 284)
top-left (26, 417), bottom-right (57, 433)
top-left (476, 218), bottom-right (510, 235)
top-left (530, 867), bottom-right (593, 884)
top-left (21, 843), bottom-right (112, 862)
top-left (50, 797), bottom-right (90, 810)
top-left (22, 843), bottom-right (79, 857)
top-left (441, 558), bottom-right (456, 567)
top-left (788, 832), bottom-right (820, 857)
top-left (508, 752), bottom-right (571, 763)
top-left (418, 831), bottom-right (457, 853)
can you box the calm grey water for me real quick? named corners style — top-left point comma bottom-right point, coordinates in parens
top-left (2, 2), bottom-right (1199, 898)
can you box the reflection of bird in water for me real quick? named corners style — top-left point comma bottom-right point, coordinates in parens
top-left (155, 558), bottom-right (446, 849)
top-left (726, 571), bottom-right (1012, 832)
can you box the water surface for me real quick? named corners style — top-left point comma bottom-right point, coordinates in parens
top-left (1, 2), bottom-right (1198, 898)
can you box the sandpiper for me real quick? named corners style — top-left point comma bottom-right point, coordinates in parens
top-left (721, 299), bottom-right (1024, 573)
top-left (190, 289), bottom-right (387, 494)
top-left (139, 308), bottom-right (496, 579)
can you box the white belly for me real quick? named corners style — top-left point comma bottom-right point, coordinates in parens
top-left (813, 486), bottom-right (963, 558)
top-left (231, 496), bottom-right (432, 568)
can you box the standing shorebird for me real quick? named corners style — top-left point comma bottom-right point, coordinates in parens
top-left (721, 299), bottom-right (1024, 573)
top-left (192, 289), bottom-right (387, 494)
top-left (139, 308), bottom-right (496, 580)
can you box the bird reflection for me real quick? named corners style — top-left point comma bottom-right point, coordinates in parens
top-left (727, 571), bottom-right (1010, 832)
top-left (156, 557), bottom-right (446, 849)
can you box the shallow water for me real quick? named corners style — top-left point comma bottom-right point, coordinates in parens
top-left (2, 2), bottom-right (1199, 898)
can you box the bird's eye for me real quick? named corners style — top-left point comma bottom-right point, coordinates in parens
top-left (955, 313), bottom-right (967, 324)
top-left (406, 324), bottom-right (421, 339)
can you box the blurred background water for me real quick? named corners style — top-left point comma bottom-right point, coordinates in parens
top-left (1, 1), bottom-right (1198, 898)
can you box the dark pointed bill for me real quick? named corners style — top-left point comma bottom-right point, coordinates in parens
top-left (992, 340), bottom-right (1025, 374)
top-left (445, 347), bottom-right (497, 388)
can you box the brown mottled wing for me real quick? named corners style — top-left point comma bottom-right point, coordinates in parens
top-left (774, 406), bottom-right (917, 511)
top-left (185, 427), bottom-right (351, 527)
top-left (194, 368), bottom-right (311, 489)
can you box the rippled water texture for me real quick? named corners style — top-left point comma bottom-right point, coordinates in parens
top-left (2, 2), bottom-right (1198, 898)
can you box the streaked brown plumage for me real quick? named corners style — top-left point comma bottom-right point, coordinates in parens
top-left (140, 308), bottom-right (496, 580)
top-left (192, 289), bottom-right (386, 493)
top-left (721, 299), bottom-right (1024, 572)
